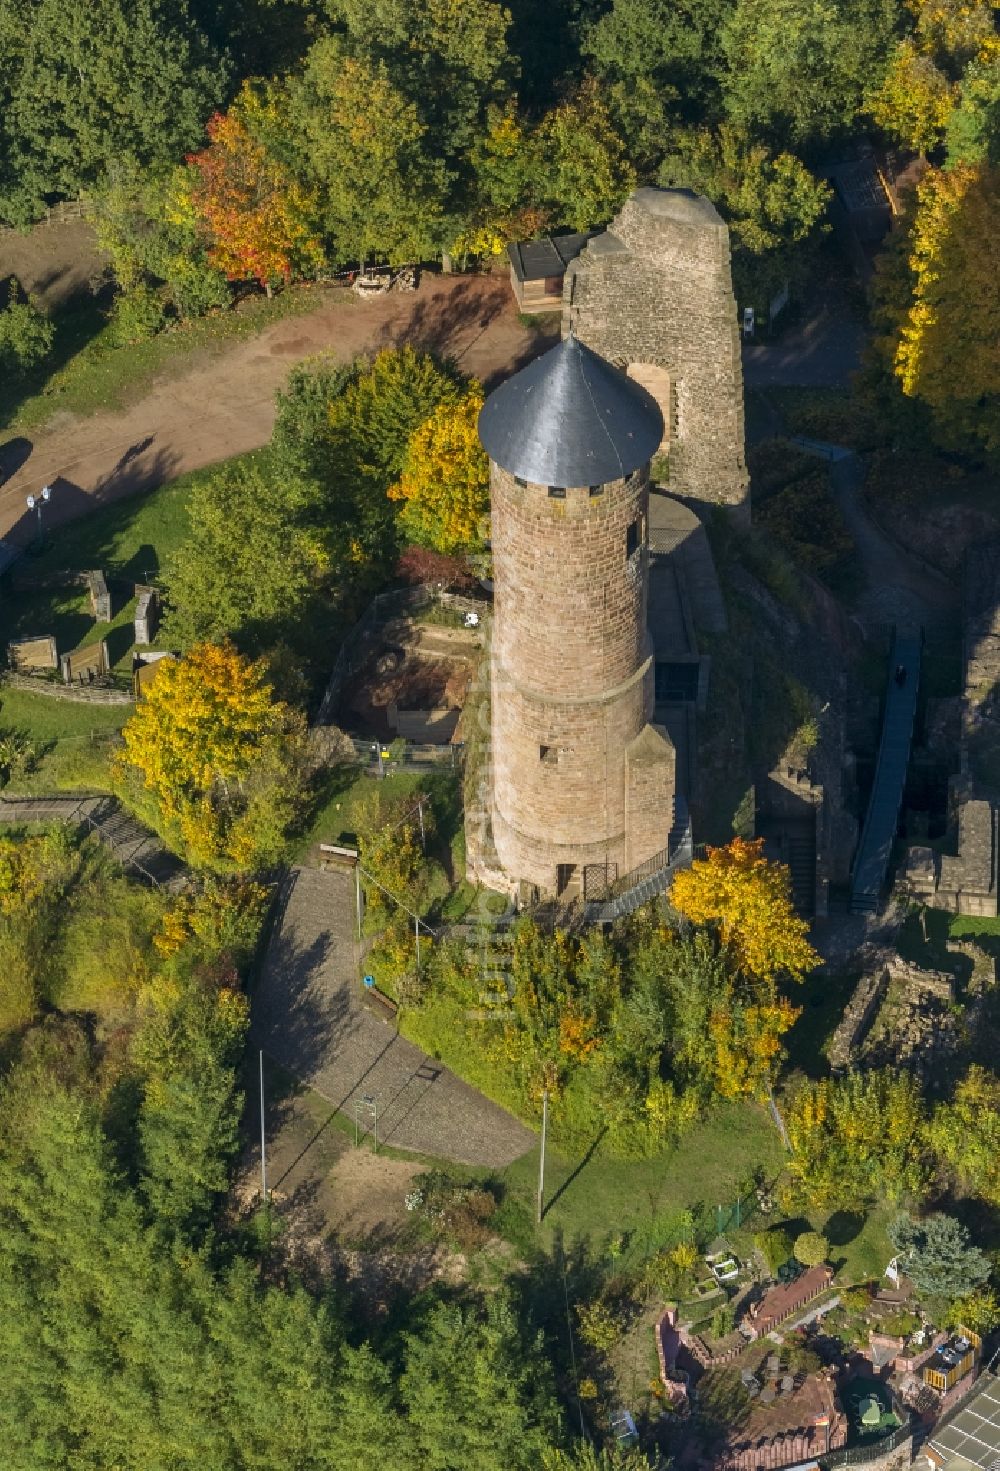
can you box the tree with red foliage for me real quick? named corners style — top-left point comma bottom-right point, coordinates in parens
top-left (186, 83), bottom-right (323, 293)
top-left (396, 546), bottom-right (477, 590)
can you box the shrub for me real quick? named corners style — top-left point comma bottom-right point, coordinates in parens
top-left (793, 1230), bottom-right (829, 1267)
top-left (576, 1297), bottom-right (624, 1353)
top-left (754, 472), bottom-right (855, 582)
top-left (407, 1171), bottom-right (498, 1250)
top-left (711, 1302), bottom-right (736, 1338)
top-left (108, 284), bottom-right (169, 346)
top-left (755, 1227), bottom-right (794, 1275)
top-left (0, 279), bottom-right (54, 372)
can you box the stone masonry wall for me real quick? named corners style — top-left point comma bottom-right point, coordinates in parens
top-left (563, 188), bottom-right (748, 514)
top-left (489, 460), bottom-right (673, 892)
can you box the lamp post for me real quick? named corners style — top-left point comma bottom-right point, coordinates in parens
top-left (25, 484), bottom-right (51, 550)
top-left (355, 1093), bottom-right (378, 1152)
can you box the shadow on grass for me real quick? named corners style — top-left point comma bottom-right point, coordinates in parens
top-left (0, 290), bottom-right (109, 434)
top-left (543, 1128), bottom-right (608, 1220)
top-left (825, 1209), bottom-right (864, 1248)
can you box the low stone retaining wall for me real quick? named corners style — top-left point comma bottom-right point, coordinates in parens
top-left (828, 967), bottom-right (890, 1071)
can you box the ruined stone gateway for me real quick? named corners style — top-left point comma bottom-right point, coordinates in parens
top-left (476, 333), bottom-right (678, 900)
top-left (563, 186), bottom-right (748, 513)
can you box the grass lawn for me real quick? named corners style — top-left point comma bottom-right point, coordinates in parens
top-left (2, 283), bottom-right (346, 433)
top-left (0, 684), bottom-right (125, 792)
top-left (498, 1100), bottom-right (787, 1256)
top-left (295, 765), bottom-right (430, 857)
top-left (0, 459), bottom-right (212, 679)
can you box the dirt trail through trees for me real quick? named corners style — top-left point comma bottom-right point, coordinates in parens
top-left (0, 275), bottom-right (553, 546)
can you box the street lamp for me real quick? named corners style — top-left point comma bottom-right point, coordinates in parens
top-left (25, 484), bottom-right (51, 549)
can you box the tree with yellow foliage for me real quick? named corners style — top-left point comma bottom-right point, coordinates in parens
top-left (117, 642), bottom-right (307, 870)
top-left (389, 388), bottom-right (491, 555)
top-left (785, 1070), bottom-right (929, 1208)
top-left (670, 837), bottom-right (818, 985)
top-left (893, 163), bottom-right (1000, 458)
top-left (928, 1065), bottom-right (1000, 1205)
top-left (870, 40), bottom-right (959, 155)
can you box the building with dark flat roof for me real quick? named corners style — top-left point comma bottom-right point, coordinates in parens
top-left (506, 233), bottom-right (595, 312)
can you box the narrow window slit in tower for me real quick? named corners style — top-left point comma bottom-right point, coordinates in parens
top-left (540, 745), bottom-right (558, 764)
top-left (548, 485), bottom-right (566, 499)
top-left (626, 519), bottom-right (640, 558)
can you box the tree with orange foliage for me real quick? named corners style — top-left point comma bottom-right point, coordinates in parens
top-left (389, 387), bottom-right (491, 555)
top-left (186, 83), bottom-right (324, 292)
top-left (670, 836), bottom-right (818, 984)
top-left (117, 641), bottom-right (307, 870)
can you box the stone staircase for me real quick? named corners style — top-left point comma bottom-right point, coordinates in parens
top-left (0, 793), bottom-right (187, 890)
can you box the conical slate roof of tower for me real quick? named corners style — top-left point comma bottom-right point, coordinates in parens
top-left (478, 333), bottom-right (664, 486)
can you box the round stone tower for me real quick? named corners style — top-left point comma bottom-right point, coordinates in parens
top-left (478, 334), bottom-right (677, 900)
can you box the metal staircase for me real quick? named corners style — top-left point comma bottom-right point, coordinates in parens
top-left (850, 630), bottom-right (921, 913)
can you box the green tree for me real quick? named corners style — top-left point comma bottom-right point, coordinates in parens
top-left (584, 0), bottom-right (727, 166)
top-left (0, 280), bottom-right (53, 373)
top-left (928, 1066), bottom-right (1000, 1206)
top-left (294, 41), bottom-right (450, 265)
top-left (323, 0), bottom-right (516, 162)
top-left (88, 161), bottom-right (230, 318)
top-left (402, 1296), bottom-right (564, 1471)
top-left (889, 1212), bottom-right (992, 1298)
top-left (321, 348), bottom-right (464, 583)
top-left (719, 0), bottom-right (900, 148)
top-left (947, 56), bottom-right (1000, 164)
top-left (0, 0), bottom-right (226, 226)
top-left (785, 1071), bottom-right (929, 1209)
top-left (163, 457), bottom-right (331, 651)
top-left (536, 80), bottom-right (636, 230)
top-left (793, 1229), bottom-right (829, 1267)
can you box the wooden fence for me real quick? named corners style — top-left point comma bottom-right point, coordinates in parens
top-left (4, 671), bottom-right (133, 705)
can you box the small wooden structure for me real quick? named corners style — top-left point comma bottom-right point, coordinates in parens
top-left (133, 649), bottom-right (176, 697)
top-left (134, 585), bottom-right (159, 646)
top-left (507, 232), bottom-right (595, 312)
top-left (86, 569), bottom-right (112, 623)
top-left (61, 640), bottom-right (109, 685)
top-left (8, 634), bottom-right (57, 672)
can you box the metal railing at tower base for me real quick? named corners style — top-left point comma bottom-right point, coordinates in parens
top-left (583, 798), bottom-right (693, 922)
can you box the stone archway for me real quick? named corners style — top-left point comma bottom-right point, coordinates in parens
top-left (626, 362), bottom-right (673, 455)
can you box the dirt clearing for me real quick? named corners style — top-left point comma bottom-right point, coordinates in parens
top-left (0, 273), bottom-right (556, 545)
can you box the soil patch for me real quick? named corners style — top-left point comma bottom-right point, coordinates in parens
top-left (0, 272), bottom-right (554, 546)
top-left (0, 218), bottom-right (106, 308)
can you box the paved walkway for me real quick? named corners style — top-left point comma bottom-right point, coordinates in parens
top-left (789, 437), bottom-right (956, 631)
top-left (742, 293), bottom-right (868, 390)
top-left (252, 865), bottom-right (534, 1168)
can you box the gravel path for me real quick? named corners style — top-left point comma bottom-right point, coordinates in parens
top-left (252, 866), bottom-right (534, 1168)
